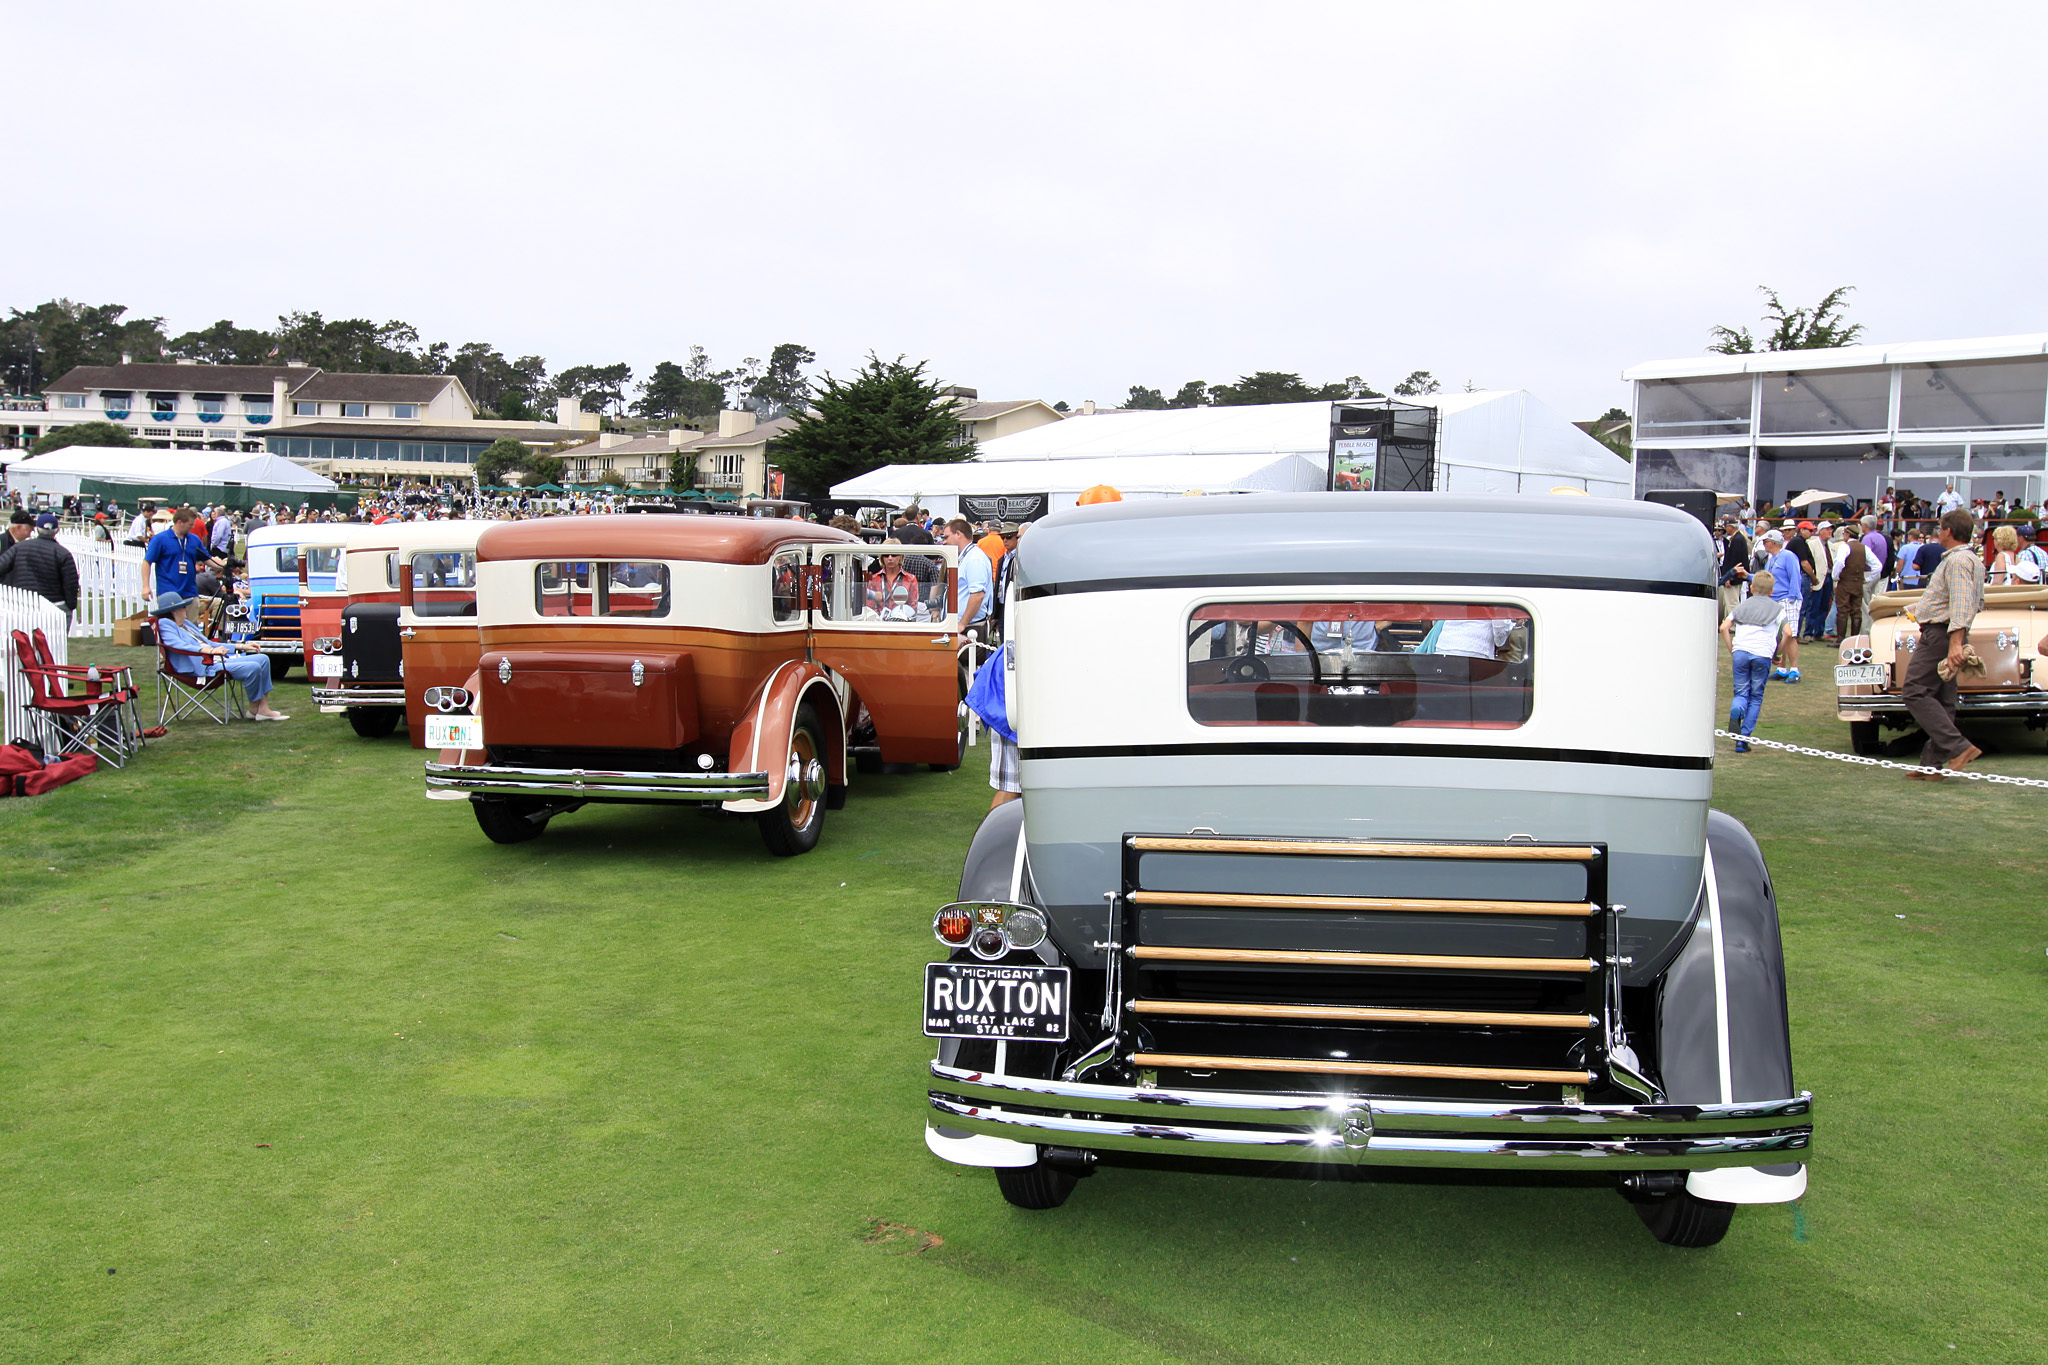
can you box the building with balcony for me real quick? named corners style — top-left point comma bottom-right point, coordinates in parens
top-left (556, 426), bottom-right (705, 489)
top-left (1626, 333), bottom-right (2048, 511)
top-left (553, 410), bottom-right (794, 496)
top-left (3, 360), bottom-right (597, 481)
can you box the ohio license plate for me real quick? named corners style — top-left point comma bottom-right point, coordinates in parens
top-left (312, 655), bottom-right (343, 678)
top-left (1835, 664), bottom-right (1888, 687)
top-left (924, 962), bottom-right (1070, 1041)
top-left (424, 716), bottom-right (483, 750)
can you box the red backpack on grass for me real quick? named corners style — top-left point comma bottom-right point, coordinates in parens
top-left (0, 742), bottom-right (96, 797)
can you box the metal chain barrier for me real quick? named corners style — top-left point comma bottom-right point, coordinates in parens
top-left (1715, 729), bottom-right (2048, 788)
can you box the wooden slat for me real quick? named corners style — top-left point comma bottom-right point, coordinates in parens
top-left (1132, 945), bottom-right (1596, 973)
top-left (1129, 836), bottom-right (1598, 862)
top-left (1131, 1051), bottom-right (1595, 1085)
top-left (1132, 889), bottom-right (1595, 918)
top-left (1133, 1000), bottom-right (1595, 1029)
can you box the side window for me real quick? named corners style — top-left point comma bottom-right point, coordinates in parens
top-left (305, 547), bottom-right (340, 575)
top-left (533, 560), bottom-right (665, 617)
top-left (410, 551), bottom-right (477, 589)
top-left (770, 550), bottom-right (804, 625)
top-left (273, 545), bottom-right (300, 575)
top-left (1186, 601), bottom-right (1532, 729)
top-left (815, 546), bottom-right (945, 624)
top-left (535, 561), bottom-right (596, 617)
top-left (604, 562), bottom-right (669, 618)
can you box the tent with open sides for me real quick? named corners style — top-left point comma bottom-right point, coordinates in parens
top-left (4, 446), bottom-right (343, 510)
top-left (829, 392), bottom-right (1632, 517)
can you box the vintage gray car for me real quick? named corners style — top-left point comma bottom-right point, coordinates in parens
top-left (922, 493), bottom-right (1812, 1248)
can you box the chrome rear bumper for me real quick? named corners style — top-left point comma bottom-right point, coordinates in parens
top-left (928, 1062), bottom-right (1813, 1170)
top-left (1839, 691), bottom-right (2048, 717)
top-left (311, 686), bottom-right (406, 708)
top-left (252, 639), bottom-right (303, 657)
top-left (424, 759), bottom-right (771, 803)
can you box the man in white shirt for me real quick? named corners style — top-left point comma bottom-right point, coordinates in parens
top-left (1936, 483), bottom-right (1964, 516)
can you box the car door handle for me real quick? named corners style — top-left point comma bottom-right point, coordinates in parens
top-left (400, 627), bottom-right (417, 639)
top-left (930, 636), bottom-right (951, 643)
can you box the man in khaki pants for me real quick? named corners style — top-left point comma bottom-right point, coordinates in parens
top-left (1900, 508), bottom-right (1985, 778)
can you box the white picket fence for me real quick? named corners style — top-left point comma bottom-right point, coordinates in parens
top-left (2, 583), bottom-right (69, 743)
top-left (56, 532), bottom-right (149, 638)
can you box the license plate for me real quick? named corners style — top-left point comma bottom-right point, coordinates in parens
top-left (1835, 664), bottom-right (1888, 687)
top-left (425, 716), bottom-right (482, 750)
top-left (924, 962), bottom-right (1070, 1041)
top-left (312, 655), bottom-right (343, 678)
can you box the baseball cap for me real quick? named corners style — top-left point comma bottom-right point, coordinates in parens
top-left (34, 512), bottom-right (57, 530)
top-left (1798, 520), bottom-right (1816, 531)
top-left (2020, 524), bottom-right (2038, 540)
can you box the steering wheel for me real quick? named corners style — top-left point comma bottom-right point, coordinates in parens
top-left (1187, 620), bottom-right (1323, 686)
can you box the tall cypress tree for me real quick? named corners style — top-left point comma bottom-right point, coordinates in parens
top-left (771, 354), bottom-right (973, 495)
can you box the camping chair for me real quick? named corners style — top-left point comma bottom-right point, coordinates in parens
top-left (156, 633), bottom-right (248, 726)
top-left (9, 629), bottom-right (142, 769)
top-left (30, 628), bottom-right (145, 755)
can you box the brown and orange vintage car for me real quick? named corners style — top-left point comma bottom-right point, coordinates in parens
top-left (423, 515), bottom-right (968, 853)
top-left (308, 522), bottom-right (493, 739)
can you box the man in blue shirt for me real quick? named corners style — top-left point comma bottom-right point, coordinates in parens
top-left (1761, 529), bottom-right (1804, 682)
top-left (143, 508), bottom-right (222, 601)
top-left (943, 518), bottom-right (995, 635)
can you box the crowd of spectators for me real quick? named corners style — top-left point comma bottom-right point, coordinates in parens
top-left (1713, 501), bottom-right (2030, 778)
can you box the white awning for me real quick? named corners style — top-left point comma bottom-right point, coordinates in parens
top-left (3, 446), bottom-right (337, 496)
top-left (833, 450), bottom-right (1323, 505)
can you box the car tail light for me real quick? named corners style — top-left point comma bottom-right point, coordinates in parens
top-left (933, 901), bottom-right (1049, 958)
top-left (314, 637), bottom-right (342, 655)
top-left (1002, 908), bottom-right (1048, 951)
top-left (424, 686), bottom-right (472, 713)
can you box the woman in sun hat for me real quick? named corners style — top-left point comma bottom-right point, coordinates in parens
top-left (152, 591), bottom-right (291, 720)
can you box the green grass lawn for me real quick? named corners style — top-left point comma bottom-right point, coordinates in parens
top-left (3, 638), bottom-right (2044, 1363)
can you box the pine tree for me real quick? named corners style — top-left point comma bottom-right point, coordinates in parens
top-left (771, 354), bottom-right (972, 496)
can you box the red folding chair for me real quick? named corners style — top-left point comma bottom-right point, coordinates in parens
top-left (30, 628), bottom-right (144, 753)
top-left (156, 633), bottom-right (247, 726)
top-left (9, 629), bottom-right (141, 768)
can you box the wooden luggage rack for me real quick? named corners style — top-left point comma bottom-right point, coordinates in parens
top-left (1110, 833), bottom-right (1624, 1097)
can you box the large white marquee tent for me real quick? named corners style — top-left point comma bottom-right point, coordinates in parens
top-left (4, 447), bottom-right (338, 500)
top-left (831, 392), bottom-right (1631, 515)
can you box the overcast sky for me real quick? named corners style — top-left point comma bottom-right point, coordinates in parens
top-left (10, 1), bottom-right (2047, 419)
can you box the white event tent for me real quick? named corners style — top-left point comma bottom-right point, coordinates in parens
top-left (830, 392), bottom-right (1631, 516)
top-left (4, 446), bottom-right (338, 501)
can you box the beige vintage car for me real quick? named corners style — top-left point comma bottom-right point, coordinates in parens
top-left (1837, 584), bottom-right (2048, 753)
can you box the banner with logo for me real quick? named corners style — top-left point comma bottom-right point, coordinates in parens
top-left (960, 493), bottom-right (1050, 523)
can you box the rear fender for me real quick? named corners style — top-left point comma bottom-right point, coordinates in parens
top-left (1655, 810), bottom-right (1796, 1105)
top-left (723, 661), bottom-right (845, 813)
